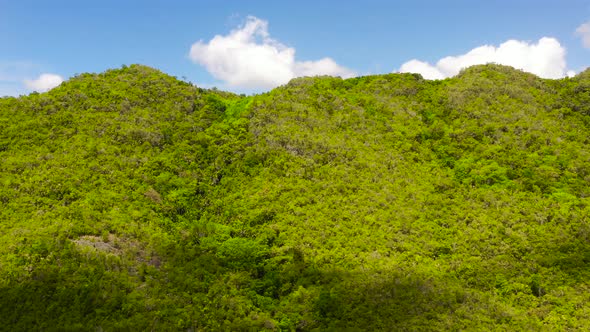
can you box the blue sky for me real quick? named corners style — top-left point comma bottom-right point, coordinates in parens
top-left (1, 0), bottom-right (589, 95)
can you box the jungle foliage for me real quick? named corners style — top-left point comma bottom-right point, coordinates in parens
top-left (2, 64), bottom-right (590, 330)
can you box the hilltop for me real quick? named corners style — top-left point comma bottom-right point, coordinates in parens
top-left (1, 64), bottom-right (590, 330)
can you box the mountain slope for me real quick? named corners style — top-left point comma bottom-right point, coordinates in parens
top-left (1, 64), bottom-right (590, 330)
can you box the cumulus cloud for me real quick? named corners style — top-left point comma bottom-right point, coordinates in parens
top-left (399, 37), bottom-right (570, 79)
top-left (399, 60), bottom-right (446, 80)
top-left (576, 22), bottom-right (590, 48)
top-left (24, 73), bottom-right (64, 91)
top-left (189, 16), bottom-right (355, 89)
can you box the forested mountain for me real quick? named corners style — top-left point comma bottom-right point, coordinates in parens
top-left (1, 64), bottom-right (590, 330)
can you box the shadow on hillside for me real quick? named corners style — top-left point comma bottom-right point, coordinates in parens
top-left (305, 234), bottom-right (590, 330)
top-left (532, 228), bottom-right (590, 283)
top-left (0, 272), bottom-right (100, 330)
top-left (304, 267), bottom-right (512, 331)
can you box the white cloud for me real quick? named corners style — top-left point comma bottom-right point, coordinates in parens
top-left (399, 60), bottom-right (446, 80)
top-left (576, 22), bottom-right (590, 48)
top-left (24, 73), bottom-right (63, 92)
top-left (189, 16), bottom-right (355, 89)
top-left (399, 37), bottom-right (570, 79)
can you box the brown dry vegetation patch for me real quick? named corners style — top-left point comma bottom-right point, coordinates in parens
top-left (72, 234), bottom-right (122, 254)
top-left (71, 234), bottom-right (161, 268)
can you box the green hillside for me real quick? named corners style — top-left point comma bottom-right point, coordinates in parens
top-left (1, 64), bottom-right (590, 330)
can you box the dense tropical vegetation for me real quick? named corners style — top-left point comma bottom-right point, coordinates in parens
top-left (1, 63), bottom-right (590, 330)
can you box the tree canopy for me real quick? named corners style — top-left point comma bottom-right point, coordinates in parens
top-left (1, 64), bottom-right (590, 330)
